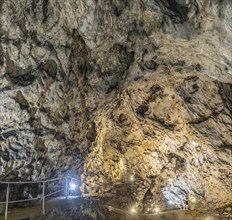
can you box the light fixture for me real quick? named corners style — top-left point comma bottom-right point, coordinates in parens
top-left (69, 182), bottom-right (77, 190)
top-left (130, 207), bottom-right (137, 214)
top-left (130, 175), bottom-right (134, 182)
top-left (189, 196), bottom-right (197, 203)
top-left (69, 179), bottom-right (78, 191)
top-left (153, 206), bottom-right (160, 213)
top-left (108, 206), bottom-right (114, 212)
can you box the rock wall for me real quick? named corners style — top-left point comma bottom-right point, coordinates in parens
top-left (0, 0), bottom-right (231, 211)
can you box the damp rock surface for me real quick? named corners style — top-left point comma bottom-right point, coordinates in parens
top-left (0, 0), bottom-right (231, 212)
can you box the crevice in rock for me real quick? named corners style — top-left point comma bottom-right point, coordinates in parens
top-left (5, 53), bottom-right (35, 86)
top-left (0, 44), bottom-right (4, 66)
top-left (152, 114), bottom-right (175, 130)
top-left (6, 71), bottom-right (35, 87)
top-left (189, 115), bottom-right (211, 125)
top-left (136, 104), bottom-right (148, 117)
top-left (86, 122), bottom-right (97, 142)
top-left (42, 0), bottom-right (49, 23)
top-left (2, 130), bottom-right (17, 139)
top-left (38, 59), bottom-right (57, 79)
top-left (13, 91), bottom-right (30, 110)
top-left (154, 0), bottom-right (189, 24)
top-left (217, 82), bottom-right (232, 114)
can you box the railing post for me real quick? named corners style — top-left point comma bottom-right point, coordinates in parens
top-left (42, 182), bottom-right (45, 215)
top-left (65, 177), bottom-right (69, 199)
top-left (5, 183), bottom-right (10, 220)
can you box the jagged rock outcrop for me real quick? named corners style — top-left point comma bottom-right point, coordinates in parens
top-left (0, 0), bottom-right (231, 213)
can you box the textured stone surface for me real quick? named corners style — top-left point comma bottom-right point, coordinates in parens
top-left (0, 0), bottom-right (231, 213)
top-left (33, 199), bottom-right (232, 220)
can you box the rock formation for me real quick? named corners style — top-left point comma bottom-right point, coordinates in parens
top-left (0, 0), bottom-right (231, 213)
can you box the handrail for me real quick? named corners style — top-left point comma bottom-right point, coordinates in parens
top-left (0, 176), bottom-right (67, 184)
top-left (45, 189), bottom-right (65, 198)
top-left (0, 197), bottom-right (41, 204)
top-left (0, 176), bottom-right (79, 220)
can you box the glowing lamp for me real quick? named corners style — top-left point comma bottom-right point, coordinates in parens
top-left (153, 206), bottom-right (160, 213)
top-left (130, 175), bottom-right (135, 181)
top-left (69, 181), bottom-right (77, 191)
top-left (189, 196), bottom-right (197, 203)
top-left (130, 207), bottom-right (137, 214)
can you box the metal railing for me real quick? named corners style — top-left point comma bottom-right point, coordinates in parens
top-left (0, 176), bottom-right (78, 220)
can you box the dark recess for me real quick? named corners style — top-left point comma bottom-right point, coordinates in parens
top-left (42, 0), bottom-right (49, 23)
top-left (154, 0), bottom-right (189, 24)
top-left (217, 82), bottom-right (232, 113)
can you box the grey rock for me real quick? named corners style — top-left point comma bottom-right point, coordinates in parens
top-left (0, 0), bottom-right (231, 214)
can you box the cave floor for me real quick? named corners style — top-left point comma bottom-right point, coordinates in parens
top-left (0, 196), bottom-right (66, 220)
top-left (0, 196), bottom-right (228, 220)
top-left (0, 196), bottom-right (88, 220)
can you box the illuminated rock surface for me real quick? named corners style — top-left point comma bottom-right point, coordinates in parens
top-left (0, 0), bottom-right (231, 216)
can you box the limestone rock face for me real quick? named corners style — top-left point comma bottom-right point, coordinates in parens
top-left (0, 0), bottom-right (231, 211)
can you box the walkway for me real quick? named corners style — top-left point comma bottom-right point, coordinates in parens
top-left (0, 196), bottom-right (67, 220)
top-left (0, 196), bottom-right (97, 220)
top-left (0, 198), bottom-right (219, 220)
